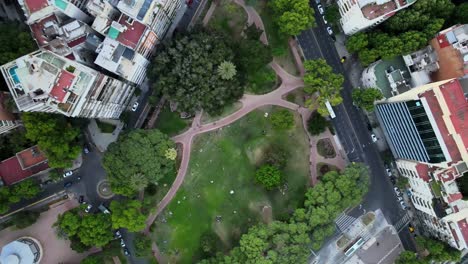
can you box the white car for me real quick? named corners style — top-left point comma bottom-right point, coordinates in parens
top-left (386, 168), bottom-right (392, 177)
top-left (317, 4), bottom-right (324, 15)
top-left (371, 134), bottom-right (378, 142)
top-left (131, 102), bottom-right (139, 111)
top-left (326, 26), bottom-right (333, 36)
top-left (85, 204), bottom-right (92, 213)
top-left (400, 200), bottom-right (408, 210)
top-left (63, 171), bottom-right (73, 178)
top-left (322, 15), bottom-right (327, 24)
top-left (120, 238), bottom-right (126, 248)
top-left (394, 187), bottom-right (401, 196)
top-left (396, 196), bottom-right (403, 202)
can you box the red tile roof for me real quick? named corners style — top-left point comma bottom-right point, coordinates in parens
top-left (440, 79), bottom-right (468, 151)
top-left (16, 146), bottom-right (48, 169)
top-left (30, 14), bottom-right (59, 47)
top-left (416, 163), bottom-right (431, 182)
top-left (0, 156), bottom-right (48, 186)
top-left (437, 34), bottom-right (451, 49)
top-left (450, 225), bottom-right (460, 249)
top-left (448, 193), bottom-right (463, 203)
top-left (421, 89), bottom-right (462, 162)
top-left (116, 15), bottom-right (146, 49)
top-left (24, 0), bottom-right (49, 14)
top-left (457, 219), bottom-right (468, 245)
top-left (65, 53), bottom-right (76, 60)
top-left (50, 70), bottom-right (75, 103)
top-left (68, 36), bottom-right (87, 48)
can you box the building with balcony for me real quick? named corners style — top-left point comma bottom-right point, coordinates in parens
top-left (0, 50), bottom-right (134, 119)
top-left (375, 77), bottom-right (468, 250)
top-left (338, 0), bottom-right (416, 35)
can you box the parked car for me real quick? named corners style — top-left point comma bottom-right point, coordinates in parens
top-left (131, 102), bottom-right (139, 111)
top-left (64, 181), bottom-right (73, 188)
top-left (326, 26), bottom-right (333, 35)
top-left (400, 200), bottom-right (408, 210)
top-left (396, 196), bottom-right (403, 202)
top-left (84, 147), bottom-right (89, 154)
top-left (317, 4), bottom-right (324, 14)
top-left (123, 247), bottom-right (130, 256)
top-left (386, 168), bottom-right (392, 177)
top-left (63, 171), bottom-right (73, 178)
top-left (120, 238), bottom-right (126, 248)
top-left (322, 15), bottom-right (327, 24)
top-left (341, 56), bottom-right (347, 63)
top-left (408, 224), bottom-right (415, 233)
top-left (78, 195), bottom-right (85, 204)
top-left (394, 187), bottom-right (401, 196)
top-left (85, 204), bottom-right (93, 213)
top-left (371, 134), bottom-right (378, 142)
top-left (390, 177), bottom-right (396, 185)
top-left (115, 230), bottom-right (122, 239)
top-left (99, 204), bottom-right (111, 214)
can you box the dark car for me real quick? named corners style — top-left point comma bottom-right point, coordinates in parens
top-left (64, 181), bottom-right (73, 188)
top-left (78, 195), bottom-right (85, 204)
top-left (390, 177), bottom-right (396, 185)
top-left (123, 247), bottom-right (130, 256)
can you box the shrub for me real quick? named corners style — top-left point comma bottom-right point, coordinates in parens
top-left (270, 109), bottom-right (294, 130)
top-left (255, 165), bottom-right (282, 190)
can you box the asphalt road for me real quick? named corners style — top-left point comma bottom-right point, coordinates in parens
top-left (297, 3), bottom-right (416, 252)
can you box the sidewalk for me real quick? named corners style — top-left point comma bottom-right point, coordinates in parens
top-left (87, 119), bottom-right (124, 152)
top-left (334, 33), bottom-right (363, 88)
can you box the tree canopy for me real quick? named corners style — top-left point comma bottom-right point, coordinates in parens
top-left (303, 59), bottom-right (344, 116)
top-left (103, 129), bottom-right (176, 196)
top-left (351, 88), bottom-right (383, 112)
top-left (0, 179), bottom-right (41, 214)
top-left (416, 236), bottom-right (461, 263)
top-left (22, 113), bottom-right (81, 168)
top-left (270, 109), bottom-right (295, 130)
top-left (149, 30), bottom-right (243, 115)
top-left (109, 200), bottom-right (146, 232)
top-left (0, 23), bottom-right (36, 65)
top-left (270, 0), bottom-right (315, 35)
top-left (307, 111), bottom-right (330, 136)
top-left (255, 165), bottom-right (282, 190)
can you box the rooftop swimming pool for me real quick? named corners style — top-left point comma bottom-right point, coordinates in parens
top-left (8, 66), bottom-right (20, 84)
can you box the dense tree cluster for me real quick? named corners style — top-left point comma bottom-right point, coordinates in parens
top-left (307, 111), bottom-right (331, 136)
top-left (0, 179), bottom-right (41, 214)
top-left (109, 200), bottom-right (146, 232)
top-left (303, 59), bottom-right (344, 116)
top-left (396, 237), bottom-right (460, 263)
top-left (134, 233), bottom-right (153, 257)
top-left (149, 30), bottom-right (243, 115)
top-left (270, 0), bottom-right (315, 36)
top-left (346, 0), bottom-right (460, 66)
top-left (0, 23), bottom-right (36, 65)
top-left (103, 129), bottom-right (176, 196)
top-left (199, 163), bottom-right (370, 263)
top-left (351, 88), bottom-right (383, 112)
top-left (255, 165), bottom-right (282, 190)
top-left (0, 130), bottom-right (32, 160)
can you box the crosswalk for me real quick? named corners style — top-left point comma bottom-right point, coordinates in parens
top-left (394, 213), bottom-right (412, 232)
top-left (335, 213), bottom-right (357, 232)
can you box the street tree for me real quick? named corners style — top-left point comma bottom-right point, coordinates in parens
top-left (451, 3), bottom-right (468, 24)
top-left (395, 251), bottom-right (423, 264)
top-left (149, 30), bottom-right (243, 115)
top-left (255, 165), bottom-right (282, 190)
top-left (351, 88), bottom-right (383, 112)
top-left (307, 111), bottom-right (329, 135)
top-left (56, 211), bottom-right (81, 237)
top-left (270, 0), bottom-right (315, 36)
top-left (77, 213), bottom-right (113, 247)
top-left (270, 109), bottom-right (294, 130)
top-left (12, 179), bottom-right (40, 200)
top-left (22, 113), bottom-right (81, 168)
top-left (416, 236), bottom-right (461, 262)
top-left (324, 4), bottom-right (340, 26)
top-left (109, 200), bottom-right (146, 232)
top-left (134, 233), bottom-right (153, 257)
top-left (303, 59), bottom-right (344, 116)
top-left (11, 211), bottom-right (40, 229)
top-left (346, 32), bottom-right (369, 54)
top-left (217, 61), bottom-right (237, 80)
top-left (103, 129), bottom-right (176, 196)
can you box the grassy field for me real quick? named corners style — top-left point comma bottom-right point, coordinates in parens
top-left (154, 106), bottom-right (191, 137)
top-left (152, 107), bottom-right (310, 263)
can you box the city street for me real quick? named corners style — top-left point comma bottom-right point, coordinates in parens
top-left (297, 3), bottom-right (417, 252)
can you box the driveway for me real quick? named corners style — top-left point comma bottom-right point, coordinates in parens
top-left (0, 199), bottom-right (89, 263)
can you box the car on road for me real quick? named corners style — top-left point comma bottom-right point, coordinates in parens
top-left (131, 102), bottom-right (139, 111)
top-left (123, 247), bottom-right (130, 256)
top-left (400, 200), bottom-right (408, 210)
top-left (390, 177), bottom-right (396, 185)
top-left (84, 147), bottom-right (89, 154)
top-left (371, 134), bottom-right (378, 142)
top-left (115, 230), bottom-right (122, 239)
top-left (78, 195), bottom-right (85, 204)
top-left (99, 204), bottom-right (111, 214)
top-left (326, 26), bottom-right (333, 36)
top-left (64, 181), bottom-right (73, 188)
top-left (85, 204), bottom-right (93, 213)
top-left (63, 171), bottom-right (73, 178)
top-left (120, 238), bottom-right (126, 248)
top-left (396, 196), bottom-right (403, 202)
top-left (409, 224), bottom-right (415, 233)
top-left (322, 15), bottom-right (327, 24)
top-left (386, 168), bottom-right (392, 177)
top-left (394, 187), bottom-right (401, 196)
top-left (317, 4), bottom-right (324, 14)
top-left (341, 56), bottom-right (347, 63)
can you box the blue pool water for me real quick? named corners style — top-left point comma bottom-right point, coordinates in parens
top-left (9, 66), bottom-right (20, 84)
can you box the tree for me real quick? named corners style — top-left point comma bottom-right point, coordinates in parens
top-left (307, 111), bottom-right (329, 135)
top-left (416, 236), bottom-right (461, 262)
top-left (56, 211), bottom-right (81, 237)
top-left (395, 251), bottom-right (423, 264)
top-left (0, 23), bottom-right (36, 65)
top-left (103, 129), bottom-right (176, 196)
top-left (12, 179), bottom-right (40, 200)
top-left (109, 200), bottom-right (147, 232)
top-left (164, 148), bottom-right (177, 160)
top-left (217, 61), bottom-right (237, 80)
top-left (128, 173), bottom-right (149, 191)
top-left (324, 4), bottom-right (340, 26)
top-left (134, 233), bottom-right (153, 257)
top-left (11, 211), bottom-right (40, 229)
top-left (70, 236), bottom-right (91, 253)
top-left (200, 232), bottom-right (220, 257)
top-left (77, 214), bottom-right (113, 247)
top-left (22, 113), bottom-right (81, 168)
top-left (149, 30), bottom-right (243, 115)
top-left (351, 88), bottom-right (383, 112)
top-left (80, 255), bottom-right (102, 264)
top-left (0, 130), bottom-right (32, 160)
top-left (303, 59), bottom-right (344, 116)
top-left (236, 38), bottom-right (272, 74)
top-left (270, 109), bottom-right (294, 130)
top-left (243, 23), bottom-right (263, 40)
top-left (358, 49), bottom-right (379, 66)
top-left (270, 0), bottom-right (315, 35)
top-left (262, 144), bottom-right (288, 169)
top-left (451, 3), bottom-right (468, 24)
top-left (255, 165), bottom-right (282, 190)
top-left (346, 33), bottom-right (369, 54)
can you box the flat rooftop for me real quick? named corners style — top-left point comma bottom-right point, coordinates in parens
top-left (440, 79), bottom-right (468, 151)
top-left (0, 146), bottom-right (49, 186)
top-left (50, 70), bottom-right (75, 102)
top-left (24, 0), bottom-right (49, 14)
top-left (116, 15), bottom-right (147, 49)
top-left (361, 1), bottom-right (397, 20)
top-left (16, 146), bottom-right (48, 169)
top-left (374, 56), bottom-right (411, 98)
top-left (30, 14), bottom-right (59, 47)
top-left (430, 33), bottom-right (466, 81)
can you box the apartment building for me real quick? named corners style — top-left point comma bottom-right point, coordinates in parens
top-left (0, 50), bottom-right (134, 118)
top-left (0, 93), bottom-right (20, 135)
top-left (338, 0), bottom-right (416, 35)
top-left (375, 78), bottom-right (468, 250)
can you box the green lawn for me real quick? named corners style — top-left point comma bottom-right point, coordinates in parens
top-left (201, 102), bottom-right (242, 124)
top-left (154, 106), bottom-right (190, 136)
top-left (152, 107), bottom-right (310, 263)
top-left (96, 120), bottom-right (116, 133)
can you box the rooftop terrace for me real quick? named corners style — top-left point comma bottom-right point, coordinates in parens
top-left (24, 0), bottom-right (49, 14)
top-left (374, 56), bottom-right (411, 98)
top-left (116, 15), bottom-right (147, 49)
top-left (360, 0), bottom-right (397, 20)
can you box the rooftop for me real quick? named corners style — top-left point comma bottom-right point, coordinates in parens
top-left (50, 70), bottom-right (76, 103)
top-left (30, 14), bottom-right (59, 47)
top-left (116, 15), bottom-right (147, 49)
top-left (24, 0), bottom-right (49, 14)
top-left (374, 56), bottom-right (411, 98)
top-left (416, 163), bottom-right (431, 182)
top-left (457, 219), bottom-right (468, 245)
top-left (0, 146), bottom-right (49, 186)
top-left (16, 146), bottom-right (48, 169)
top-left (440, 79), bottom-right (468, 150)
top-left (360, 1), bottom-right (397, 20)
top-left (430, 36), bottom-right (465, 82)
